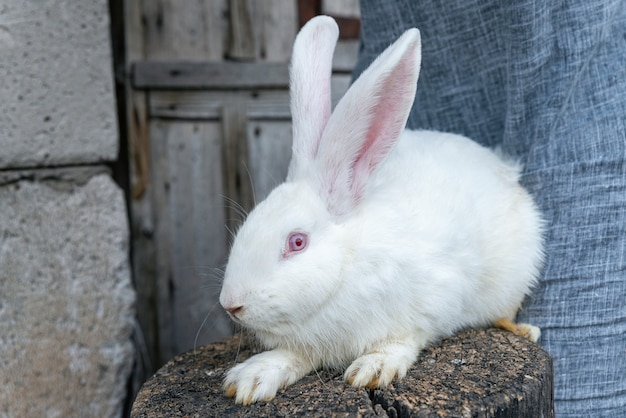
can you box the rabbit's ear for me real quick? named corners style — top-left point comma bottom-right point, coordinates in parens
top-left (287, 16), bottom-right (339, 181)
top-left (316, 28), bottom-right (421, 217)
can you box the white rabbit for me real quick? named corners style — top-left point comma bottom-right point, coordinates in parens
top-left (219, 15), bottom-right (543, 405)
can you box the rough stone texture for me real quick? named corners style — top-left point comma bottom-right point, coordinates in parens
top-left (0, 174), bottom-right (136, 418)
top-left (0, 0), bottom-right (118, 168)
top-left (132, 329), bottom-right (553, 418)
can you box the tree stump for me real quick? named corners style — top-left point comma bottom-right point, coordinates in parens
top-left (131, 328), bottom-right (553, 417)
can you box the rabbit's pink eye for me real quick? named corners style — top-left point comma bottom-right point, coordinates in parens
top-left (286, 232), bottom-right (308, 254)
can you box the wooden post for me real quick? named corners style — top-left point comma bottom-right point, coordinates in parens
top-left (131, 328), bottom-right (554, 417)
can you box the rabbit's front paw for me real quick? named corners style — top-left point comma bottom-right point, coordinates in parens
top-left (344, 341), bottom-right (420, 389)
top-left (223, 350), bottom-right (310, 405)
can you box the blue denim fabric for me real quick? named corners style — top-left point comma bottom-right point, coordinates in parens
top-left (355, 1), bottom-right (626, 416)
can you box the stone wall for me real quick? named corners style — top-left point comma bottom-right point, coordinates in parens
top-left (0, 0), bottom-right (119, 168)
top-left (0, 1), bottom-right (135, 417)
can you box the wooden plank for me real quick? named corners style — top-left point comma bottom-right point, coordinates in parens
top-left (259, 0), bottom-right (297, 61)
top-left (132, 61), bottom-right (289, 90)
top-left (149, 90), bottom-right (290, 120)
top-left (151, 120), bottom-right (233, 359)
top-left (147, 119), bottom-right (174, 361)
top-left (147, 75), bottom-right (350, 120)
top-left (227, 0), bottom-right (256, 60)
top-left (221, 103), bottom-right (254, 232)
top-left (206, 1), bottom-right (229, 61)
top-left (166, 121), bottom-right (232, 352)
top-left (333, 40), bottom-right (360, 73)
top-left (331, 74), bottom-right (352, 109)
top-left (142, 0), bottom-right (227, 61)
top-left (322, 0), bottom-right (361, 18)
top-left (246, 121), bottom-right (292, 201)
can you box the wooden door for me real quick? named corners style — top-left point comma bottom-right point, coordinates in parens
top-left (123, 0), bottom-right (360, 372)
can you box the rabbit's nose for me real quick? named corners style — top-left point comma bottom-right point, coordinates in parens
top-left (219, 289), bottom-right (244, 317)
top-left (225, 305), bottom-right (244, 317)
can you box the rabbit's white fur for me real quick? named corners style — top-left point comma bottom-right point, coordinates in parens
top-left (219, 16), bottom-right (543, 405)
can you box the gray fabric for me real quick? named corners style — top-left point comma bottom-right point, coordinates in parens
top-left (354, 1), bottom-right (626, 416)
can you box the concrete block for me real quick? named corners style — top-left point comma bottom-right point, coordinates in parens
top-left (0, 0), bottom-right (118, 168)
top-left (0, 173), bottom-right (135, 418)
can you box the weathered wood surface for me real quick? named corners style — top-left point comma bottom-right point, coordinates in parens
top-left (147, 74), bottom-right (352, 120)
top-left (323, 0), bottom-right (361, 18)
top-left (127, 0), bottom-right (297, 367)
top-left (222, 102), bottom-right (254, 232)
top-left (148, 120), bottom-right (233, 361)
top-left (141, 0), bottom-right (227, 62)
top-left (227, 0), bottom-right (256, 60)
top-left (132, 62), bottom-right (290, 90)
top-left (131, 328), bottom-right (554, 417)
top-left (126, 0), bottom-right (361, 373)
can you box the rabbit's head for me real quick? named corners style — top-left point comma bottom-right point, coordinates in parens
top-left (219, 16), bottom-right (421, 340)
